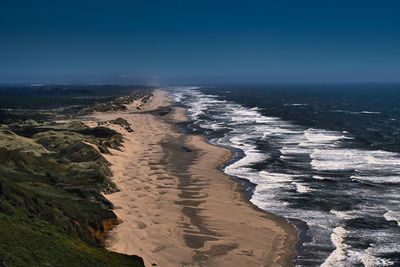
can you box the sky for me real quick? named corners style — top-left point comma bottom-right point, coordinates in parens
top-left (0, 0), bottom-right (399, 84)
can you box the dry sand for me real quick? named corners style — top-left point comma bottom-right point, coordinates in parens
top-left (83, 90), bottom-right (298, 267)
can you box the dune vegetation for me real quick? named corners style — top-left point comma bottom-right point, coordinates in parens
top-left (0, 86), bottom-right (151, 267)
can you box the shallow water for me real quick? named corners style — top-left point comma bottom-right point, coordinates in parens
top-left (170, 84), bottom-right (400, 267)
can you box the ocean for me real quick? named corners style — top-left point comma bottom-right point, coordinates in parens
top-left (170, 84), bottom-right (400, 267)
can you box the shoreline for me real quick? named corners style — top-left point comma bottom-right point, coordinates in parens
top-left (84, 90), bottom-right (298, 266)
top-left (174, 107), bottom-right (304, 259)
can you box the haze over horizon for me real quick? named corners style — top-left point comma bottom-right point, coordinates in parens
top-left (1, 0), bottom-right (399, 84)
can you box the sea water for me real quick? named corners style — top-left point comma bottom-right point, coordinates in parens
top-left (170, 84), bottom-right (400, 267)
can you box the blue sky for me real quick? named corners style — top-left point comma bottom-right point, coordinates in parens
top-left (0, 0), bottom-right (399, 84)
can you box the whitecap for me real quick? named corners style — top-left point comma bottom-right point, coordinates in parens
top-left (292, 182), bottom-right (312, 193)
top-left (351, 175), bottom-right (400, 184)
top-left (330, 209), bottom-right (356, 220)
top-left (313, 175), bottom-right (328, 180)
top-left (361, 246), bottom-right (395, 267)
top-left (320, 226), bottom-right (350, 267)
top-left (284, 103), bottom-right (307, 106)
top-left (383, 210), bottom-right (400, 226)
top-left (171, 86), bottom-right (400, 266)
top-left (350, 111), bottom-right (381, 114)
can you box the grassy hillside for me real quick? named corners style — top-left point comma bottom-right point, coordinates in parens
top-left (0, 118), bottom-right (144, 266)
top-left (0, 208), bottom-right (142, 267)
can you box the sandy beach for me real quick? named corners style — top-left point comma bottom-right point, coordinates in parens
top-left (84, 90), bottom-right (298, 267)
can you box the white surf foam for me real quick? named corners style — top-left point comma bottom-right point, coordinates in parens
top-left (171, 86), bottom-right (400, 267)
top-left (350, 111), bottom-right (382, 114)
top-left (361, 246), bottom-right (394, 267)
top-left (330, 209), bottom-right (357, 220)
top-left (351, 175), bottom-right (400, 184)
top-left (313, 175), bottom-right (329, 180)
top-left (292, 182), bottom-right (312, 193)
top-left (383, 210), bottom-right (400, 226)
top-left (284, 103), bottom-right (307, 106)
top-left (320, 226), bottom-right (350, 267)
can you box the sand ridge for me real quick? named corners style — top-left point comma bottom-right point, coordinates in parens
top-left (83, 89), bottom-right (297, 267)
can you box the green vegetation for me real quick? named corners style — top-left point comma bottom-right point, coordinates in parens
top-left (99, 118), bottom-right (134, 133)
top-left (0, 121), bottom-right (144, 266)
top-left (0, 204), bottom-right (143, 267)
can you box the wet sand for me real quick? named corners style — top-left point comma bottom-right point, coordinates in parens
top-left (84, 90), bottom-right (298, 266)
